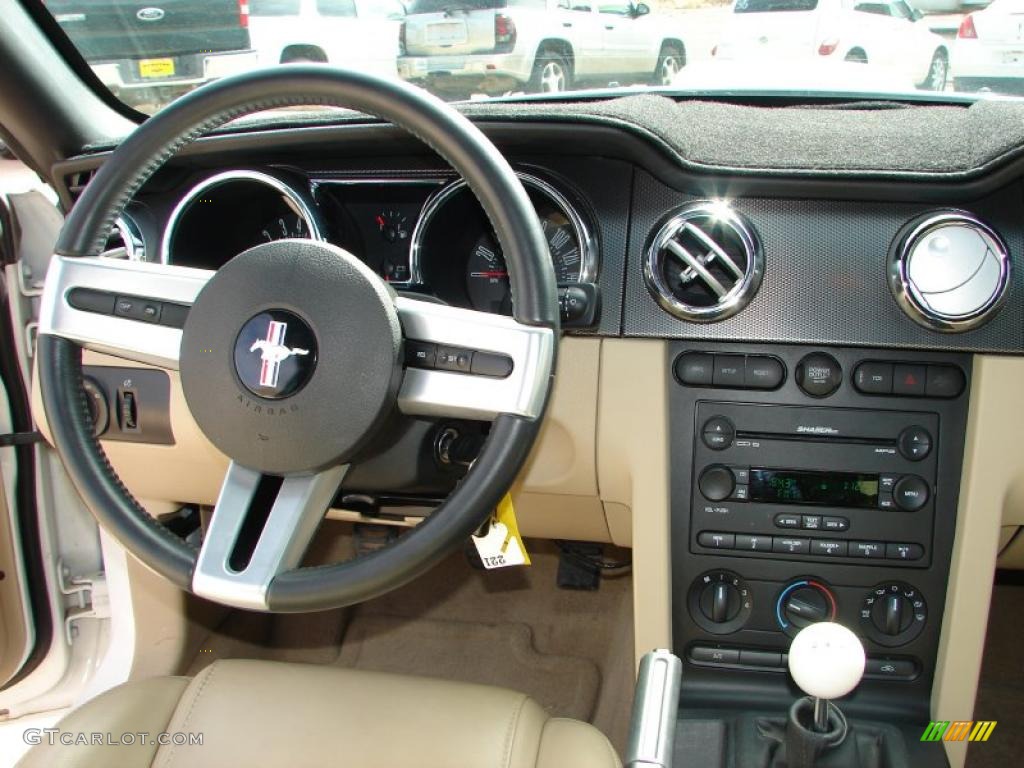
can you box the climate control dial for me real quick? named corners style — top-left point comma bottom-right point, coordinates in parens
top-left (689, 570), bottom-right (752, 635)
top-left (776, 579), bottom-right (837, 637)
top-left (860, 582), bottom-right (927, 647)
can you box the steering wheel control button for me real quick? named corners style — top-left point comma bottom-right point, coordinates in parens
top-left (701, 416), bottom-right (735, 450)
top-left (181, 240), bottom-right (403, 475)
top-left (795, 352), bottom-right (842, 398)
top-left (892, 364), bottom-right (926, 396)
top-left (697, 532), bottom-right (735, 550)
top-left (853, 361), bottom-right (893, 394)
top-left (926, 365), bottom-right (966, 398)
top-left (699, 465), bottom-right (736, 501)
top-left (712, 355), bottom-right (745, 388)
top-left (675, 352), bottom-right (714, 386)
top-left (404, 340), bottom-right (436, 369)
top-left (897, 426), bottom-right (932, 461)
top-left (435, 346), bottom-right (472, 373)
top-left (893, 476), bottom-right (929, 511)
top-left (745, 355), bottom-right (784, 390)
top-left (234, 310), bottom-right (318, 400)
top-left (470, 351), bottom-right (514, 378)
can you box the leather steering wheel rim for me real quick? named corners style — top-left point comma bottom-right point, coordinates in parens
top-left (38, 67), bottom-right (559, 612)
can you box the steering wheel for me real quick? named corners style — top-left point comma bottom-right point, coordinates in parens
top-left (37, 67), bottom-right (559, 612)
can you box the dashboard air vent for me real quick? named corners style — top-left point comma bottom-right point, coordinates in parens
top-left (644, 202), bottom-right (763, 322)
top-left (889, 211), bottom-right (1011, 333)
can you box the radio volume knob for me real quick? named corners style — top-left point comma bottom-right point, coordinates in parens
top-left (699, 465), bottom-right (736, 501)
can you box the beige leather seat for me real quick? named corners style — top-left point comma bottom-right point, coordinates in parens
top-left (18, 659), bottom-right (621, 768)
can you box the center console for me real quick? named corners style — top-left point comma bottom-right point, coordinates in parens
top-left (667, 341), bottom-right (970, 765)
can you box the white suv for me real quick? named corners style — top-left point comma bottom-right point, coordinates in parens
top-left (397, 0), bottom-right (689, 97)
top-left (249, 0), bottom-right (405, 78)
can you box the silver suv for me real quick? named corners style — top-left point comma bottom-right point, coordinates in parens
top-left (397, 0), bottom-right (688, 97)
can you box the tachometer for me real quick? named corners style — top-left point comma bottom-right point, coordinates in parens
top-left (260, 213), bottom-right (309, 242)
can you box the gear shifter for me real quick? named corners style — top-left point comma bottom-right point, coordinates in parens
top-left (788, 621), bottom-right (866, 733)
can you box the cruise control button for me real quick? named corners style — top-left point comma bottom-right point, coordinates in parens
top-left (713, 355), bottom-right (746, 388)
top-left (853, 361), bottom-right (893, 394)
top-left (404, 340), bottom-right (436, 368)
top-left (926, 365), bottom-right (965, 398)
top-left (823, 517), bottom-right (850, 532)
top-left (849, 541), bottom-right (885, 558)
top-left (897, 426), bottom-right (932, 461)
top-left (886, 543), bottom-right (924, 561)
top-left (675, 352), bottom-right (714, 386)
top-left (702, 416), bottom-right (735, 451)
top-left (775, 514), bottom-right (801, 529)
top-left (745, 356), bottom-right (784, 390)
top-left (436, 346), bottom-right (472, 373)
top-left (893, 364), bottom-right (927, 396)
top-left (893, 476), bottom-right (929, 511)
top-left (698, 532), bottom-right (735, 549)
top-left (470, 351), bottom-right (513, 378)
top-left (772, 537), bottom-right (809, 555)
top-left (690, 646), bottom-right (740, 665)
top-left (795, 353), bottom-right (842, 398)
top-left (811, 539), bottom-right (848, 557)
top-left (160, 303), bottom-right (189, 329)
top-left (735, 534), bottom-right (773, 551)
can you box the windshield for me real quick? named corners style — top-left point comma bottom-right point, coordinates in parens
top-left (40, 0), bottom-right (1009, 115)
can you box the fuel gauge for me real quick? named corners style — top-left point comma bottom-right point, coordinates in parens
top-left (375, 210), bottom-right (409, 244)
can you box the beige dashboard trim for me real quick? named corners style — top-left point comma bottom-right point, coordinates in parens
top-left (934, 354), bottom-right (1018, 768)
top-left (596, 339), bottom-right (672, 666)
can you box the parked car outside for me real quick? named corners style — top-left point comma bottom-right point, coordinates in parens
top-left (249, 0), bottom-right (406, 78)
top-left (953, 0), bottom-right (1024, 94)
top-left (397, 0), bottom-right (689, 97)
top-left (713, 0), bottom-right (950, 91)
top-left (47, 0), bottom-right (257, 111)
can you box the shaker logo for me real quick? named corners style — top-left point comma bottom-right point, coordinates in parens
top-left (250, 321), bottom-right (309, 388)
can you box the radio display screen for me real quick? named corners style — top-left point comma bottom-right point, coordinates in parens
top-left (749, 469), bottom-right (879, 508)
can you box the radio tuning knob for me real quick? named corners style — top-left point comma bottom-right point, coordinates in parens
top-left (699, 465), bottom-right (736, 502)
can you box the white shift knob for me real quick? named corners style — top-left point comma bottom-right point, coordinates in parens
top-left (788, 622), bottom-right (866, 700)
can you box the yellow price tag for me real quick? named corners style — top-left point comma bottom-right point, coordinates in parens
top-left (470, 493), bottom-right (530, 569)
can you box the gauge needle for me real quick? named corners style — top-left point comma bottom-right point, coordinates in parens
top-left (470, 271), bottom-right (509, 278)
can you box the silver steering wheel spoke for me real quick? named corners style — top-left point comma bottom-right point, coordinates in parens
top-left (39, 255), bottom-right (213, 368)
top-left (394, 295), bottom-right (555, 422)
top-left (192, 462), bottom-right (348, 610)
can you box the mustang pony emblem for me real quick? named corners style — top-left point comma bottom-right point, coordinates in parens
top-left (250, 321), bottom-right (310, 388)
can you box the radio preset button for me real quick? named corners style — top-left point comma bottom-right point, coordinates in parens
top-left (853, 361), bottom-right (894, 394)
top-left (893, 476), bottom-right (929, 511)
top-left (745, 356), bottom-right (785, 390)
top-left (897, 426), bottom-right (932, 461)
top-left (880, 475), bottom-right (897, 490)
top-left (736, 534), bottom-right (773, 551)
top-left (893, 364), bottom-right (927, 396)
top-left (811, 539), bottom-right (849, 557)
top-left (713, 355), bottom-right (746, 388)
top-left (675, 352), bottom-right (714, 386)
top-left (772, 537), bottom-right (809, 555)
top-left (886, 543), bottom-right (924, 561)
top-left (702, 416), bottom-right (735, 450)
top-left (699, 466), bottom-right (736, 501)
top-left (801, 515), bottom-right (822, 530)
top-left (850, 541), bottom-right (885, 558)
top-left (823, 516), bottom-right (850, 531)
top-left (732, 485), bottom-right (749, 501)
top-left (795, 352), bottom-right (843, 398)
top-left (698, 532), bottom-right (736, 549)
top-left (775, 514), bottom-right (801, 529)
top-left (878, 494), bottom-right (897, 510)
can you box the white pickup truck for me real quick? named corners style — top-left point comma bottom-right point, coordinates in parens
top-left (397, 0), bottom-right (688, 97)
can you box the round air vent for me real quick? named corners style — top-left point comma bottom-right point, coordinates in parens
top-left (889, 211), bottom-right (1011, 333)
top-left (644, 202), bottom-right (763, 322)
